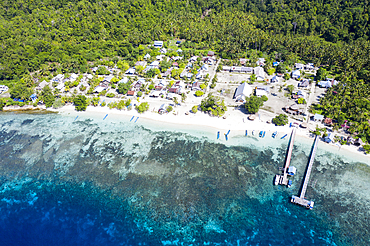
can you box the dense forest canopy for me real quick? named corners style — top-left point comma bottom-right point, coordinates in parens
top-left (1, 0), bottom-right (370, 81)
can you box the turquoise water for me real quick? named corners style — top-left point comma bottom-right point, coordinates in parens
top-left (0, 112), bottom-right (369, 245)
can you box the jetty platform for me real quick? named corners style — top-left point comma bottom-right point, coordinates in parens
top-left (274, 128), bottom-right (296, 187)
top-left (291, 135), bottom-right (319, 209)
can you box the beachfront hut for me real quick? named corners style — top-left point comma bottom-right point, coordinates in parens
top-left (127, 90), bottom-right (135, 96)
top-left (30, 94), bottom-right (37, 102)
top-left (256, 89), bottom-right (268, 97)
top-left (273, 61), bottom-right (280, 67)
top-left (144, 53), bottom-right (151, 60)
top-left (248, 115), bottom-right (256, 121)
top-left (324, 133), bottom-right (335, 143)
top-left (354, 138), bottom-right (364, 146)
top-left (300, 122), bottom-right (308, 128)
top-left (234, 83), bottom-right (253, 102)
top-left (222, 66), bottom-right (231, 72)
top-left (298, 80), bottom-right (310, 87)
top-left (158, 104), bottom-right (166, 114)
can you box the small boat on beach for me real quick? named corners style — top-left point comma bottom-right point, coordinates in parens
top-left (272, 131), bottom-right (277, 138)
top-left (225, 134), bottom-right (228, 141)
top-left (252, 130), bottom-right (256, 135)
top-left (103, 114), bottom-right (108, 120)
top-left (130, 116), bottom-right (135, 122)
top-left (281, 134), bottom-right (288, 139)
top-left (274, 175), bottom-right (280, 185)
top-left (245, 130), bottom-right (248, 136)
top-left (217, 131), bottom-right (220, 139)
top-left (262, 131), bottom-right (266, 138)
top-left (259, 131), bottom-right (263, 137)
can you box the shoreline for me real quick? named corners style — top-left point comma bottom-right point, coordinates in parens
top-left (47, 104), bottom-right (369, 162)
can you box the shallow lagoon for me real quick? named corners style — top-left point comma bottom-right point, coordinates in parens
top-left (0, 112), bottom-right (369, 245)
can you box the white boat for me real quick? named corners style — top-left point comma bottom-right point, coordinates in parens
top-left (274, 175), bottom-right (280, 185)
top-left (252, 130), bottom-right (256, 135)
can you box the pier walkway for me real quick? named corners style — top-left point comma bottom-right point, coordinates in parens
top-left (274, 128), bottom-right (296, 186)
top-left (291, 135), bottom-right (319, 209)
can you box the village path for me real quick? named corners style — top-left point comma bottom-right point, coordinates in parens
top-left (206, 58), bottom-right (221, 93)
top-left (304, 82), bottom-right (316, 122)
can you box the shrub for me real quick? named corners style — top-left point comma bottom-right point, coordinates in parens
top-left (167, 105), bottom-right (173, 112)
top-left (106, 93), bottom-right (115, 98)
top-left (192, 105), bottom-right (198, 113)
top-left (195, 90), bottom-right (204, 97)
top-left (136, 102), bottom-right (149, 113)
top-left (272, 114), bottom-right (288, 126)
top-left (137, 91), bottom-right (143, 97)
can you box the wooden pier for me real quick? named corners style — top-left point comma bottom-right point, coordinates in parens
top-left (274, 128), bottom-right (296, 187)
top-left (291, 135), bottom-right (319, 209)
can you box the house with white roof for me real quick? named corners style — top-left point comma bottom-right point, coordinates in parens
top-left (234, 83), bottom-right (253, 102)
top-left (36, 80), bottom-right (49, 90)
top-left (144, 53), bottom-right (151, 60)
top-left (253, 67), bottom-right (265, 81)
top-left (125, 67), bottom-right (136, 74)
top-left (291, 70), bottom-right (301, 80)
top-left (0, 85), bottom-right (9, 93)
top-left (118, 77), bottom-right (129, 84)
top-left (154, 41), bottom-right (163, 48)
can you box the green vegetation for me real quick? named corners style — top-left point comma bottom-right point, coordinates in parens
top-left (192, 105), bottom-right (198, 113)
top-left (40, 86), bottom-right (55, 108)
top-left (73, 95), bottom-right (88, 111)
top-left (167, 105), bottom-right (173, 112)
top-left (195, 91), bottom-right (204, 97)
top-left (298, 98), bottom-right (307, 104)
top-left (0, 99), bottom-right (5, 111)
top-left (137, 91), bottom-right (143, 97)
top-left (200, 93), bottom-right (227, 117)
top-left (244, 96), bottom-right (265, 114)
top-left (136, 102), bottom-right (149, 113)
top-left (118, 82), bottom-right (131, 95)
top-left (287, 85), bottom-right (295, 95)
top-left (272, 114), bottom-right (288, 126)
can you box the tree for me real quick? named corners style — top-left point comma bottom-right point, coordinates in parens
top-left (298, 98), bottom-right (307, 104)
top-left (276, 64), bottom-right (286, 74)
top-left (91, 96), bottom-right (100, 106)
top-left (135, 65), bottom-right (144, 74)
top-left (287, 85), bottom-right (295, 94)
top-left (261, 95), bottom-right (268, 102)
top-left (363, 144), bottom-right (370, 154)
top-left (73, 95), bottom-right (88, 111)
top-left (192, 105), bottom-right (198, 113)
top-left (267, 68), bottom-right (276, 75)
top-left (96, 66), bottom-right (110, 75)
top-left (167, 105), bottom-right (173, 112)
top-left (0, 99), bottom-right (5, 111)
top-left (200, 83), bottom-right (207, 90)
top-left (41, 86), bottom-right (55, 108)
top-left (181, 93), bottom-right (187, 103)
top-left (272, 114), bottom-right (289, 126)
top-left (118, 82), bottom-right (131, 95)
top-left (316, 67), bottom-right (327, 81)
top-left (137, 91), bottom-right (143, 97)
top-left (200, 93), bottom-right (227, 117)
top-left (136, 102), bottom-right (149, 113)
top-left (249, 74), bottom-right (256, 83)
top-left (195, 90), bottom-right (204, 97)
top-left (173, 97), bottom-right (179, 105)
top-left (284, 73), bottom-right (291, 80)
top-left (10, 83), bottom-right (33, 100)
top-left (244, 96), bottom-right (264, 114)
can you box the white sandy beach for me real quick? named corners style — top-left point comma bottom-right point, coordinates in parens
top-left (49, 104), bottom-right (370, 162)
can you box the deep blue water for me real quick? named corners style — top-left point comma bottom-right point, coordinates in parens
top-left (0, 113), bottom-right (369, 245)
